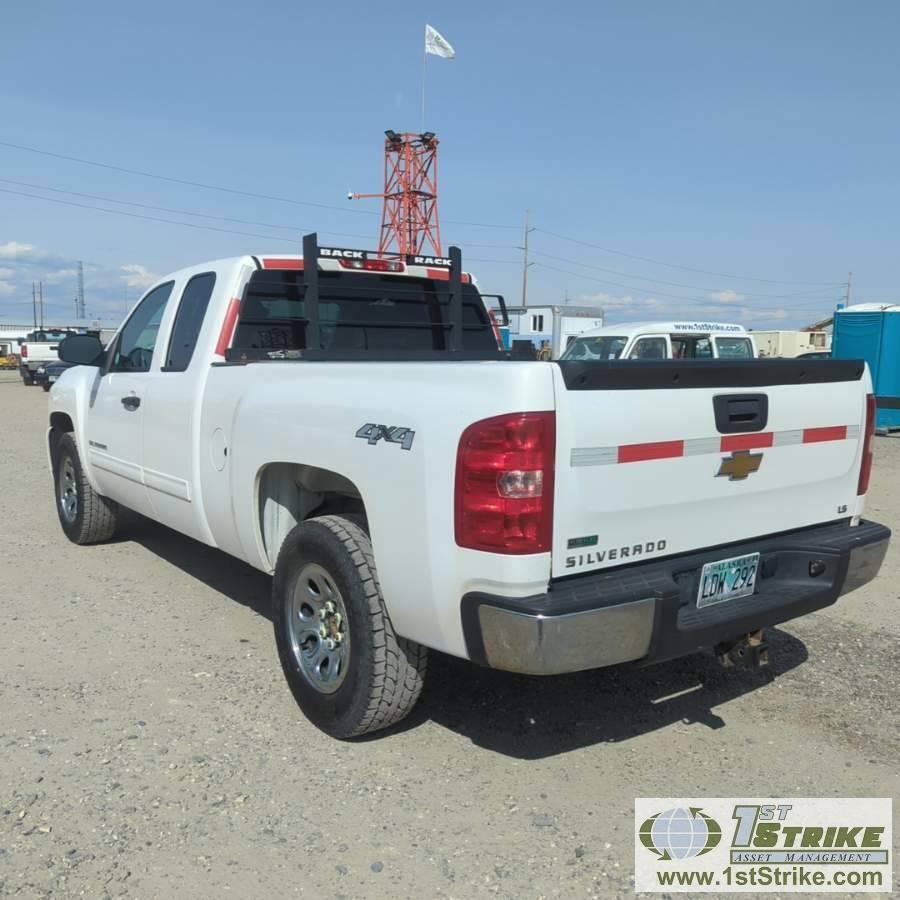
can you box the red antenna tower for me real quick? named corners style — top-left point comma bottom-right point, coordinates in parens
top-left (351, 130), bottom-right (442, 257)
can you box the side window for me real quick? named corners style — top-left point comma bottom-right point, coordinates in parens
top-left (112, 282), bottom-right (174, 373)
top-left (715, 337), bottom-right (753, 359)
top-left (628, 337), bottom-right (667, 359)
top-left (694, 338), bottom-right (713, 359)
top-left (164, 273), bottom-right (216, 371)
top-left (532, 314), bottom-right (544, 332)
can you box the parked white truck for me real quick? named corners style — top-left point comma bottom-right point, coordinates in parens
top-left (19, 328), bottom-right (75, 385)
top-left (48, 235), bottom-right (890, 738)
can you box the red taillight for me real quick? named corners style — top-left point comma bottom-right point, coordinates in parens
top-left (339, 258), bottom-right (405, 273)
top-left (857, 393), bottom-right (876, 495)
top-left (455, 412), bottom-right (555, 554)
top-left (21, 344), bottom-right (28, 358)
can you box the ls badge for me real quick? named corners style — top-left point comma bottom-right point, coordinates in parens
top-left (716, 450), bottom-right (763, 481)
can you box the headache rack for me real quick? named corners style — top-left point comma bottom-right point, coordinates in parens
top-left (224, 232), bottom-right (509, 363)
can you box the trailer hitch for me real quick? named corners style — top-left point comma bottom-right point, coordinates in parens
top-left (715, 629), bottom-right (769, 669)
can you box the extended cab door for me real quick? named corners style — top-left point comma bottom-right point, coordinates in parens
top-left (138, 271), bottom-right (218, 543)
top-left (86, 281), bottom-right (174, 515)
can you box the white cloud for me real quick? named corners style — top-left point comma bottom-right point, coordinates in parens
top-left (576, 291), bottom-right (667, 316)
top-left (708, 289), bottom-right (744, 304)
top-left (43, 267), bottom-right (79, 284)
top-left (0, 267), bottom-right (13, 280)
top-left (0, 241), bottom-right (35, 259)
top-left (120, 264), bottom-right (158, 289)
top-left (0, 281), bottom-right (14, 296)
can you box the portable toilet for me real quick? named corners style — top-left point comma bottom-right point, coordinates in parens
top-left (831, 304), bottom-right (900, 431)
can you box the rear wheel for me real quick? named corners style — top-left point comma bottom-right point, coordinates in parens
top-left (21, 369), bottom-right (33, 386)
top-left (273, 515), bottom-right (428, 738)
top-left (53, 433), bottom-right (119, 544)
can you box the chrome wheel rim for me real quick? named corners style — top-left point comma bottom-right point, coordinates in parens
top-left (58, 456), bottom-right (78, 524)
top-left (288, 563), bottom-right (350, 694)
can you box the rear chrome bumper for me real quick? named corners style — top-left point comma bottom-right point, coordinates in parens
top-left (462, 519), bottom-right (890, 676)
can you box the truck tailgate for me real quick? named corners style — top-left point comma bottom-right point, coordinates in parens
top-left (550, 359), bottom-right (869, 579)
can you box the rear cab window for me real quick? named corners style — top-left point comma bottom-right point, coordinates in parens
top-left (230, 270), bottom-right (498, 357)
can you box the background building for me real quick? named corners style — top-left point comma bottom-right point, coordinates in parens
top-left (504, 305), bottom-right (604, 358)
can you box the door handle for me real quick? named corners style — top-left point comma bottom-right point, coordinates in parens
top-left (121, 394), bottom-right (141, 411)
top-left (713, 393), bottom-right (768, 434)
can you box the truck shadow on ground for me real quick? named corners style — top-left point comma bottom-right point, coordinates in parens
top-left (407, 635), bottom-right (805, 759)
top-left (123, 512), bottom-right (809, 760)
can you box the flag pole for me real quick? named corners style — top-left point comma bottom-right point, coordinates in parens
top-left (421, 37), bottom-right (427, 131)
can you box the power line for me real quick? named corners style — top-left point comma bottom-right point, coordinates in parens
top-left (0, 186), bottom-right (518, 266)
top-left (532, 262), bottom-right (841, 314)
top-left (0, 176), bottom-right (520, 250)
top-left (535, 228), bottom-right (845, 287)
top-left (0, 176), bottom-right (367, 237)
top-left (530, 250), bottom-right (842, 302)
top-left (0, 140), bottom-right (860, 285)
top-left (0, 139), bottom-right (379, 217)
top-left (0, 139), bottom-right (520, 230)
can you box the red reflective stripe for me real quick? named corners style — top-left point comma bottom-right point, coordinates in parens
top-left (720, 432), bottom-right (774, 452)
top-left (261, 258), bottom-right (303, 270)
top-left (425, 268), bottom-right (470, 284)
top-left (803, 426), bottom-right (847, 444)
top-left (617, 440), bottom-right (684, 464)
top-left (215, 298), bottom-right (241, 357)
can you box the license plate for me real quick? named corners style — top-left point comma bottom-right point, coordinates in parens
top-left (697, 552), bottom-right (760, 608)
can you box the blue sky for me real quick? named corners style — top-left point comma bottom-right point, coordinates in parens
top-left (2, 0), bottom-right (899, 328)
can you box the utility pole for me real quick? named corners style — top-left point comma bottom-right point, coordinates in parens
top-left (520, 210), bottom-right (536, 307)
top-left (845, 271), bottom-right (853, 307)
top-left (39, 281), bottom-right (44, 329)
top-left (77, 261), bottom-right (86, 320)
top-left (32, 282), bottom-right (37, 329)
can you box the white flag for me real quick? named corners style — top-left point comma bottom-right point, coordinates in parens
top-left (425, 24), bottom-right (455, 59)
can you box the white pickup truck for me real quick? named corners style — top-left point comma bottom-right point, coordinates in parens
top-left (48, 235), bottom-right (890, 738)
top-left (20, 329), bottom-right (75, 385)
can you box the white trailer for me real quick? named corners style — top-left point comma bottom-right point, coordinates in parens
top-left (752, 330), bottom-right (831, 358)
top-left (506, 305), bottom-right (604, 358)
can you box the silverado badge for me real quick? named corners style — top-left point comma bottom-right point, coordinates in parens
top-left (716, 450), bottom-right (763, 481)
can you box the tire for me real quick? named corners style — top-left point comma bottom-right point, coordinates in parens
top-left (42, 384), bottom-right (50, 392)
top-left (273, 515), bottom-right (428, 738)
top-left (21, 369), bottom-right (34, 386)
top-left (53, 432), bottom-right (119, 544)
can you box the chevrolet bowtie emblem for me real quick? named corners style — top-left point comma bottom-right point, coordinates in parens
top-left (716, 450), bottom-right (763, 481)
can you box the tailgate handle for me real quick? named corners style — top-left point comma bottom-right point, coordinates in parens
top-left (714, 393), bottom-right (768, 434)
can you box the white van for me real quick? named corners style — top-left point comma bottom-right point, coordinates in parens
top-left (561, 321), bottom-right (757, 361)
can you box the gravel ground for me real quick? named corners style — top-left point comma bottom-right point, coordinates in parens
top-left (0, 370), bottom-right (897, 898)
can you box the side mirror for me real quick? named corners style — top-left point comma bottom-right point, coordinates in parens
top-left (59, 334), bottom-right (105, 366)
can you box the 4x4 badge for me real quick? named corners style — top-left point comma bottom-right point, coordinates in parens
top-left (355, 423), bottom-right (415, 451)
top-left (717, 450), bottom-right (763, 481)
